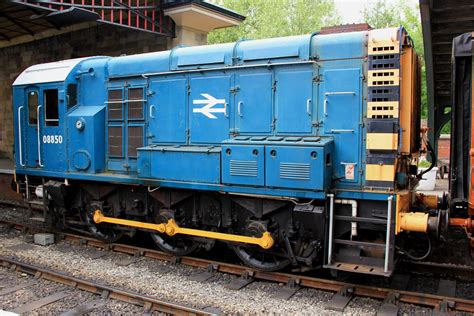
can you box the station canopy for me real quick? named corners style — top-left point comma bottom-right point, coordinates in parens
top-left (420, 0), bottom-right (474, 145)
top-left (0, 0), bottom-right (244, 48)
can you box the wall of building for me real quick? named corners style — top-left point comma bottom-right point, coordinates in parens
top-left (0, 24), bottom-right (171, 159)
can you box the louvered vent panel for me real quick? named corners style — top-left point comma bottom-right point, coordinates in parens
top-left (279, 162), bottom-right (311, 180)
top-left (230, 160), bottom-right (258, 177)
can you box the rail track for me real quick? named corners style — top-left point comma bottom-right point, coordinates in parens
top-left (0, 255), bottom-right (212, 315)
top-left (1, 217), bottom-right (473, 314)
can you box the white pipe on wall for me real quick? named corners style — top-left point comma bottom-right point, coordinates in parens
top-left (335, 199), bottom-right (358, 238)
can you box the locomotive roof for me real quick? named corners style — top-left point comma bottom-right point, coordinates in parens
top-left (13, 27), bottom-right (404, 85)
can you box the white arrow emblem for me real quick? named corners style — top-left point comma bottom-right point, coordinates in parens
top-left (193, 93), bottom-right (226, 119)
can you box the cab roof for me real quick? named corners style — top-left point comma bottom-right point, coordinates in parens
top-left (13, 57), bottom-right (92, 86)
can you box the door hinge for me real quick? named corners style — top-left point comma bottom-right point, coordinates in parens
top-left (186, 129), bottom-right (190, 138)
top-left (272, 80), bottom-right (277, 91)
top-left (313, 121), bottom-right (323, 128)
top-left (271, 118), bottom-right (277, 129)
top-left (230, 85), bottom-right (240, 94)
top-left (313, 75), bottom-right (323, 82)
top-left (186, 84), bottom-right (191, 95)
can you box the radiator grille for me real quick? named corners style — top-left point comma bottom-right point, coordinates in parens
top-left (108, 126), bottom-right (123, 157)
top-left (279, 162), bottom-right (311, 180)
top-left (128, 88), bottom-right (143, 119)
top-left (230, 160), bottom-right (258, 177)
top-left (128, 126), bottom-right (143, 157)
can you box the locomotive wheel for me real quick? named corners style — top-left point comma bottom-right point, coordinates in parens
top-left (232, 221), bottom-right (291, 271)
top-left (232, 245), bottom-right (291, 271)
top-left (84, 203), bottom-right (123, 243)
top-left (149, 209), bottom-right (199, 256)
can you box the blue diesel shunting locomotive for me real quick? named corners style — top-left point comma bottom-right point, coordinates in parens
top-left (12, 26), bottom-right (447, 275)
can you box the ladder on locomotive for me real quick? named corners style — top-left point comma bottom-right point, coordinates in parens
top-left (324, 194), bottom-right (394, 276)
top-left (24, 175), bottom-right (46, 222)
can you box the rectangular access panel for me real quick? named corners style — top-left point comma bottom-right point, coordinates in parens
top-left (275, 70), bottom-right (313, 134)
top-left (265, 146), bottom-right (327, 190)
top-left (189, 75), bottom-right (232, 144)
top-left (322, 68), bottom-right (361, 184)
top-left (138, 146), bottom-right (221, 184)
top-left (235, 72), bottom-right (272, 133)
top-left (148, 78), bottom-right (187, 144)
top-left (221, 145), bottom-right (265, 186)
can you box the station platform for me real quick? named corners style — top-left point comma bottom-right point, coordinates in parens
top-left (0, 158), bottom-right (23, 203)
top-left (0, 158), bottom-right (14, 175)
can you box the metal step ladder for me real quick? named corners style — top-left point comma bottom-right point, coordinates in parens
top-left (324, 194), bottom-right (394, 276)
top-left (24, 175), bottom-right (46, 221)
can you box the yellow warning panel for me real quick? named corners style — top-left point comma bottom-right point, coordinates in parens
top-left (368, 28), bottom-right (400, 55)
top-left (367, 101), bottom-right (399, 118)
top-left (368, 40), bottom-right (400, 55)
top-left (366, 133), bottom-right (398, 150)
top-left (366, 164), bottom-right (395, 181)
top-left (368, 69), bottom-right (400, 87)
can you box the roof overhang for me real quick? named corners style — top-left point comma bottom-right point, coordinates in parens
top-left (163, 2), bottom-right (244, 33)
top-left (420, 0), bottom-right (474, 146)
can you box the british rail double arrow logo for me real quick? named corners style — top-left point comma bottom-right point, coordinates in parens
top-left (193, 93), bottom-right (226, 119)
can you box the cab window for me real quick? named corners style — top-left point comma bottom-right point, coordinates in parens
top-left (44, 89), bottom-right (59, 126)
top-left (67, 84), bottom-right (77, 109)
top-left (28, 91), bottom-right (38, 125)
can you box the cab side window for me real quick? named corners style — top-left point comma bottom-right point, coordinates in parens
top-left (67, 84), bottom-right (77, 109)
top-left (28, 91), bottom-right (38, 125)
top-left (44, 89), bottom-right (59, 126)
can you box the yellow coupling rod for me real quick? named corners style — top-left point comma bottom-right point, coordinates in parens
top-left (93, 210), bottom-right (274, 249)
top-left (93, 210), bottom-right (166, 233)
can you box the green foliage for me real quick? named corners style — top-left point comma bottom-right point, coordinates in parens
top-left (208, 0), bottom-right (341, 44)
top-left (418, 159), bottom-right (432, 168)
top-left (363, 0), bottom-right (428, 118)
top-left (440, 121), bottom-right (451, 135)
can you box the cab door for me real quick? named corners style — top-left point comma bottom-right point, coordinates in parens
top-left (39, 86), bottom-right (67, 171)
top-left (23, 87), bottom-right (40, 168)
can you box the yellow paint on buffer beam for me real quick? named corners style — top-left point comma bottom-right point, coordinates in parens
top-left (93, 210), bottom-right (274, 249)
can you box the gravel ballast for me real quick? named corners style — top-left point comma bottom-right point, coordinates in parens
top-left (0, 227), bottom-right (434, 315)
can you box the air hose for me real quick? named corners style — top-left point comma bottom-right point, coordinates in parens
top-left (399, 234), bottom-right (432, 261)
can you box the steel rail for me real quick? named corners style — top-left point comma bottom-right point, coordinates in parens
top-left (0, 255), bottom-right (211, 316)
top-left (2, 218), bottom-right (474, 313)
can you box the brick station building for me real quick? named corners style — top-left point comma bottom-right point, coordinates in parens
top-left (0, 0), bottom-right (244, 160)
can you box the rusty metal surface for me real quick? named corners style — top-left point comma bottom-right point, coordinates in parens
top-left (320, 23), bottom-right (372, 34)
